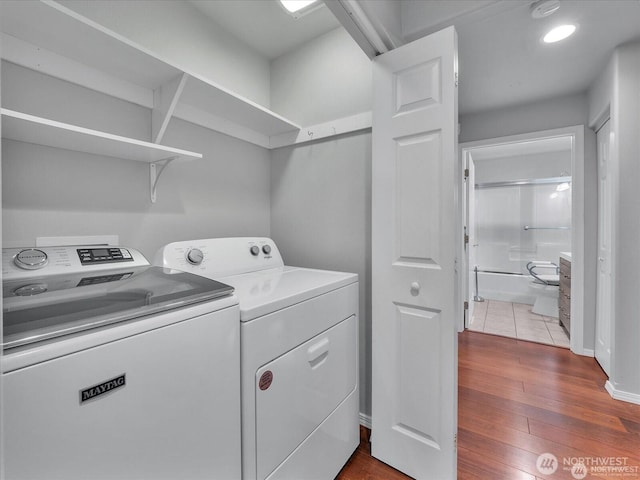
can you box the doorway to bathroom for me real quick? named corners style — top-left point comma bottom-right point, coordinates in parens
top-left (460, 126), bottom-right (587, 353)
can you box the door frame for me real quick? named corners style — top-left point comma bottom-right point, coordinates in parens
top-left (459, 149), bottom-right (476, 331)
top-left (595, 118), bottom-right (613, 375)
top-left (457, 125), bottom-right (591, 356)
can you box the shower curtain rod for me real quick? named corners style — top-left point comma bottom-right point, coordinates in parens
top-left (524, 226), bottom-right (571, 231)
top-left (476, 268), bottom-right (522, 276)
top-left (475, 175), bottom-right (571, 189)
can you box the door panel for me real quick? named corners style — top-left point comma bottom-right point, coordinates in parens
top-left (396, 132), bottom-right (441, 264)
top-left (394, 304), bottom-right (442, 446)
top-left (371, 26), bottom-right (458, 479)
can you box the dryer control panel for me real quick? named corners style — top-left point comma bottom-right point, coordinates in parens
top-left (155, 237), bottom-right (284, 277)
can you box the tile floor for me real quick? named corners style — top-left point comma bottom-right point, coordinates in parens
top-left (467, 299), bottom-right (570, 348)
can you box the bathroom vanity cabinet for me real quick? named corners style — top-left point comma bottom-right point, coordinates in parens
top-left (559, 257), bottom-right (571, 336)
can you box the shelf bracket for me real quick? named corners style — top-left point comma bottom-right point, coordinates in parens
top-left (152, 72), bottom-right (189, 144)
top-left (150, 157), bottom-right (177, 203)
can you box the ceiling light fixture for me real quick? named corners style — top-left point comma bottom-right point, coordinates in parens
top-left (279, 0), bottom-right (322, 18)
top-left (543, 24), bottom-right (576, 43)
top-left (280, 0), bottom-right (316, 13)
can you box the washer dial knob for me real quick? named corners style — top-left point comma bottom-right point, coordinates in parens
top-left (250, 246), bottom-right (260, 256)
top-left (262, 245), bottom-right (272, 255)
top-left (186, 248), bottom-right (204, 265)
top-left (14, 249), bottom-right (48, 270)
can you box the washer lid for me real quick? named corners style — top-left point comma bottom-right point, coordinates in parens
top-left (219, 266), bottom-right (357, 321)
top-left (3, 266), bottom-right (234, 350)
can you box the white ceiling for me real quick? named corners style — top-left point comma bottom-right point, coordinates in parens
top-left (188, 0), bottom-right (340, 60)
top-left (188, 0), bottom-right (640, 116)
top-left (452, 0), bottom-right (640, 115)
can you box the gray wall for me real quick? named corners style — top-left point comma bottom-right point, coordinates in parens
top-left (270, 131), bottom-right (372, 416)
top-left (2, 63), bottom-right (271, 259)
top-left (270, 27), bottom-right (372, 126)
top-left (459, 93), bottom-right (591, 144)
top-left (461, 93), bottom-right (598, 353)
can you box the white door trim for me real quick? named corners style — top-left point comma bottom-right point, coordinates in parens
top-left (595, 119), bottom-right (613, 375)
top-left (459, 125), bottom-right (589, 356)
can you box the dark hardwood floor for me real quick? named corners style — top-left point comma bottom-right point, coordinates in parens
top-left (337, 330), bottom-right (640, 479)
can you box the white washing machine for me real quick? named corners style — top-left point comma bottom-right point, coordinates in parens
top-left (155, 237), bottom-right (359, 480)
top-left (2, 245), bottom-right (241, 480)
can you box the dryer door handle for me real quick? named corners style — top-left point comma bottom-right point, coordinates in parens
top-left (307, 337), bottom-right (330, 369)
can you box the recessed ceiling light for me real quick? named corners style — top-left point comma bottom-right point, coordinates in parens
top-left (280, 0), bottom-right (318, 14)
top-left (543, 24), bottom-right (577, 43)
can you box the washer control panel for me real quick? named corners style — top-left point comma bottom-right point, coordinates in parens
top-left (77, 247), bottom-right (133, 265)
top-left (3, 245), bottom-right (149, 280)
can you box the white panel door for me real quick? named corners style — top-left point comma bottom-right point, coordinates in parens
top-left (371, 26), bottom-right (458, 479)
top-left (596, 119), bottom-right (612, 376)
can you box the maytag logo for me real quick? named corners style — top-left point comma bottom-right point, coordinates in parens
top-left (80, 374), bottom-right (126, 404)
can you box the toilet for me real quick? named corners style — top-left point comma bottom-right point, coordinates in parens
top-left (526, 261), bottom-right (559, 318)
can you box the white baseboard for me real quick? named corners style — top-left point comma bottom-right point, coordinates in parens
top-left (605, 380), bottom-right (640, 405)
top-left (359, 412), bottom-right (372, 429)
top-left (573, 348), bottom-right (594, 357)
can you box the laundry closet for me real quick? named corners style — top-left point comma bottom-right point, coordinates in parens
top-left (0, 0), bottom-right (371, 314)
top-left (1, 1), bottom-right (372, 478)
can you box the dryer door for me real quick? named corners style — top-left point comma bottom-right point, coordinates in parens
top-left (254, 315), bottom-right (356, 480)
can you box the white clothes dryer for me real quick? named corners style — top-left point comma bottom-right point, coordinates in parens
top-left (2, 245), bottom-right (241, 480)
top-left (155, 237), bottom-right (359, 480)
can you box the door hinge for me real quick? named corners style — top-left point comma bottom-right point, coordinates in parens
top-left (464, 301), bottom-right (469, 310)
top-left (464, 233), bottom-right (469, 246)
top-left (455, 72), bottom-right (459, 88)
top-left (454, 432), bottom-right (458, 451)
top-left (464, 168), bottom-right (469, 179)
